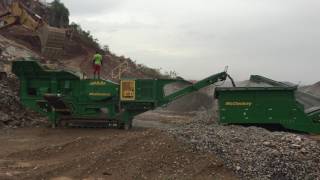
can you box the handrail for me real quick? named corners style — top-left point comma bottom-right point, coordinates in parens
top-left (111, 61), bottom-right (129, 79)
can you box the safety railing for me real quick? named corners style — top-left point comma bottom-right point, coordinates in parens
top-left (111, 61), bottom-right (129, 79)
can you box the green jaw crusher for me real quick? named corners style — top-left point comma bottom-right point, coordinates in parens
top-left (12, 57), bottom-right (231, 129)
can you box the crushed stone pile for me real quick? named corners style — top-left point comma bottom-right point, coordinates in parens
top-left (236, 80), bottom-right (273, 87)
top-left (0, 34), bottom-right (45, 128)
top-left (300, 82), bottom-right (320, 98)
top-left (164, 91), bottom-right (213, 112)
top-left (168, 109), bottom-right (320, 180)
top-left (162, 82), bottom-right (214, 112)
top-left (0, 77), bottom-right (46, 128)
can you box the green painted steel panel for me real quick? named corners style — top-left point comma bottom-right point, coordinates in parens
top-left (215, 87), bottom-right (320, 133)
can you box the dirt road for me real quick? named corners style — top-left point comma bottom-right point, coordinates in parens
top-left (0, 126), bottom-right (236, 180)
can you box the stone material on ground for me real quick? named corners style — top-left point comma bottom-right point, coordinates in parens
top-left (0, 77), bottom-right (46, 128)
top-left (0, 34), bottom-right (45, 128)
top-left (168, 108), bottom-right (320, 180)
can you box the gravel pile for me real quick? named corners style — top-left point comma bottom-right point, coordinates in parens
top-left (168, 109), bottom-right (320, 180)
top-left (0, 76), bottom-right (46, 128)
top-left (300, 82), bottom-right (320, 98)
top-left (163, 83), bottom-right (214, 112)
top-left (0, 34), bottom-right (45, 128)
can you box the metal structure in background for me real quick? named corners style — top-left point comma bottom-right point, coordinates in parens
top-left (215, 75), bottom-right (320, 134)
top-left (0, 2), bottom-right (65, 60)
top-left (111, 61), bottom-right (129, 79)
top-left (12, 57), bottom-right (231, 129)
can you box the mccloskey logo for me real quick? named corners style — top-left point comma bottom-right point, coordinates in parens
top-left (225, 102), bottom-right (252, 106)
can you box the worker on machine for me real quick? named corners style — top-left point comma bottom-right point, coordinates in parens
top-left (92, 51), bottom-right (103, 79)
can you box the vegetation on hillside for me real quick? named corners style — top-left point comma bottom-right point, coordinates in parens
top-left (136, 64), bottom-right (177, 79)
top-left (48, 0), bottom-right (69, 28)
top-left (69, 22), bottom-right (103, 52)
top-left (44, 0), bottom-right (177, 79)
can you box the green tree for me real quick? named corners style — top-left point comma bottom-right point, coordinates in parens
top-left (48, 0), bottom-right (69, 27)
top-left (69, 22), bottom-right (102, 51)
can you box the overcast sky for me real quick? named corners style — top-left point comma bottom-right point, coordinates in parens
top-left (50, 0), bottom-right (319, 84)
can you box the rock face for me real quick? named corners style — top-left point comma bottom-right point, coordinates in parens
top-left (168, 109), bottom-right (320, 180)
top-left (0, 34), bottom-right (38, 77)
top-left (0, 76), bottom-right (46, 128)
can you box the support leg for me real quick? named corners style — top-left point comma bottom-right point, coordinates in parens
top-left (119, 111), bottom-right (133, 130)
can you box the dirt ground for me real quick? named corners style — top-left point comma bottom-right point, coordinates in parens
top-left (134, 110), bottom-right (196, 129)
top-left (0, 114), bottom-right (237, 180)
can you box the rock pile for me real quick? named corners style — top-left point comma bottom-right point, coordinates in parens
top-left (0, 34), bottom-right (45, 128)
top-left (168, 109), bottom-right (320, 180)
top-left (300, 82), bottom-right (320, 98)
top-left (0, 76), bottom-right (46, 128)
top-left (0, 35), bottom-right (35, 61)
top-left (163, 83), bottom-right (215, 112)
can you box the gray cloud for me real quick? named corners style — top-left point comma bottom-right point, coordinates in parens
top-left (57, 0), bottom-right (320, 84)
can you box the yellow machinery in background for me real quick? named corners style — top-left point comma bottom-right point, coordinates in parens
top-left (0, 1), bottom-right (66, 60)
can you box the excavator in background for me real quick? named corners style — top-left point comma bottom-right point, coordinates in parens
top-left (0, 1), bottom-right (66, 60)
